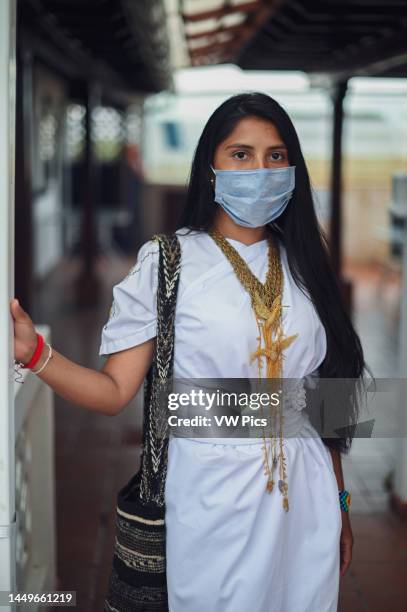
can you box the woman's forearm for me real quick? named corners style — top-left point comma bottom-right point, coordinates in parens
top-left (31, 344), bottom-right (122, 416)
top-left (329, 448), bottom-right (345, 490)
top-left (11, 299), bottom-right (153, 417)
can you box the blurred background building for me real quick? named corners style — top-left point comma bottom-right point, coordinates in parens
top-left (1, 0), bottom-right (407, 610)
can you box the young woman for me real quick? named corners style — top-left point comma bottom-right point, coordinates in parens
top-left (11, 92), bottom-right (367, 612)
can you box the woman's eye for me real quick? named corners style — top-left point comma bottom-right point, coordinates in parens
top-left (232, 151), bottom-right (248, 160)
top-left (270, 151), bottom-right (285, 161)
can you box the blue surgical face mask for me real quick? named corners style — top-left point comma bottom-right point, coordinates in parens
top-left (210, 164), bottom-right (296, 228)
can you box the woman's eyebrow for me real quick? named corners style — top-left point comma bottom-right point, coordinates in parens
top-left (225, 143), bottom-right (287, 150)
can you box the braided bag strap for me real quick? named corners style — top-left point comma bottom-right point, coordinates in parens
top-left (140, 233), bottom-right (181, 505)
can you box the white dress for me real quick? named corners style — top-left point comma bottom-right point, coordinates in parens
top-left (100, 227), bottom-right (342, 612)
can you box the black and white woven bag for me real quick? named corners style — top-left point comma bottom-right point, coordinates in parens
top-left (104, 233), bottom-right (181, 612)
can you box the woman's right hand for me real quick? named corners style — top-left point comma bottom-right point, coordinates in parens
top-left (10, 298), bottom-right (38, 365)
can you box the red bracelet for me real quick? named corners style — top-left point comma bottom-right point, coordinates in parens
top-left (22, 333), bottom-right (45, 369)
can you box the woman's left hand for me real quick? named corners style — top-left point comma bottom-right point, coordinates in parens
top-left (339, 513), bottom-right (354, 577)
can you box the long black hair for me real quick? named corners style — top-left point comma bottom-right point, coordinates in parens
top-left (176, 92), bottom-right (372, 455)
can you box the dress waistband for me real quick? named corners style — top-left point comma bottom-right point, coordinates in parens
top-left (167, 373), bottom-right (320, 443)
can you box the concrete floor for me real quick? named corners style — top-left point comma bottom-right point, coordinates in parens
top-left (36, 252), bottom-right (407, 612)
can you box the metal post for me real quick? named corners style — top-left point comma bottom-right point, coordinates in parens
top-left (329, 80), bottom-right (353, 315)
top-left (329, 80), bottom-right (348, 276)
top-left (0, 0), bottom-right (17, 603)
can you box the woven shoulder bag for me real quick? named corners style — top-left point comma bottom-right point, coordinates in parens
top-left (104, 233), bottom-right (181, 612)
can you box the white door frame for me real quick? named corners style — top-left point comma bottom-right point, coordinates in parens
top-left (0, 0), bottom-right (17, 601)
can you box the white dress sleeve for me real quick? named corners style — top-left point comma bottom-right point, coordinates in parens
top-left (99, 239), bottom-right (160, 356)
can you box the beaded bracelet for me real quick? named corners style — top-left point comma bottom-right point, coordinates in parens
top-left (339, 489), bottom-right (351, 512)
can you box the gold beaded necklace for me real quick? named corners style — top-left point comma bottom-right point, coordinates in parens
top-left (208, 227), bottom-right (298, 512)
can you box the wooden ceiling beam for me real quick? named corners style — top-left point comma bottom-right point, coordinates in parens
top-left (231, 0), bottom-right (288, 63)
top-left (288, 23), bottom-right (393, 33)
top-left (185, 23), bottom-right (248, 41)
top-left (182, 1), bottom-right (259, 23)
top-left (303, 2), bottom-right (407, 20)
top-left (185, 1), bottom-right (288, 64)
top-left (330, 0), bottom-right (407, 6)
top-left (286, 0), bottom-right (407, 25)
